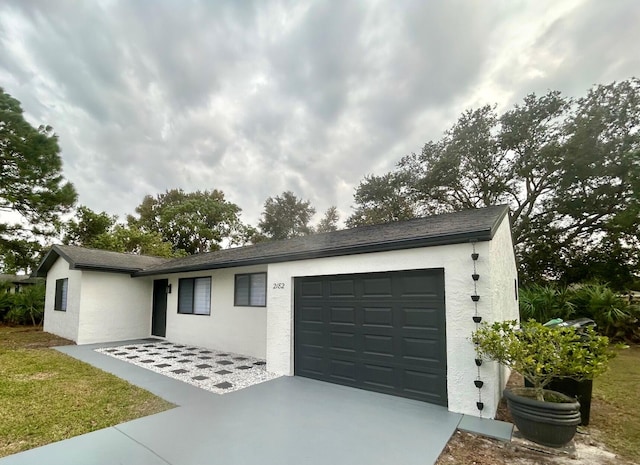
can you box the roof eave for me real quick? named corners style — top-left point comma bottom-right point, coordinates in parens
top-left (134, 229), bottom-right (494, 277)
top-left (32, 245), bottom-right (68, 278)
top-left (32, 245), bottom-right (149, 277)
top-left (69, 264), bottom-right (142, 275)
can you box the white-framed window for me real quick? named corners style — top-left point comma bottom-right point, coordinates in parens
top-left (54, 278), bottom-right (68, 311)
top-left (178, 277), bottom-right (211, 315)
top-left (234, 273), bottom-right (267, 307)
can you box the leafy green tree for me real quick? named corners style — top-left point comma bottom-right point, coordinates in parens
top-left (346, 173), bottom-right (416, 228)
top-left (234, 224), bottom-right (269, 245)
top-left (63, 205), bottom-right (180, 258)
top-left (0, 88), bottom-right (77, 272)
top-left (128, 189), bottom-right (244, 254)
top-left (63, 205), bottom-right (117, 246)
top-left (1, 241), bottom-right (46, 276)
top-left (560, 242), bottom-right (639, 291)
top-left (316, 206), bottom-right (340, 233)
top-left (90, 225), bottom-right (181, 258)
top-left (350, 79), bottom-right (640, 286)
top-left (258, 191), bottom-right (316, 240)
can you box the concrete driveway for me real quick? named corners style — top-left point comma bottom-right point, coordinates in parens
top-left (0, 341), bottom-right (462, 465)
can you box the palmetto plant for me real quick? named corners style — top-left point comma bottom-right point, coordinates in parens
top-left (4, 284), bottom-right (46, 326)
top-left (519, 282), bottom-right (640, 342)
top-left (519, 284), bottom-right (576, 323)
top-left (569, 283), bottom-right (640, 341)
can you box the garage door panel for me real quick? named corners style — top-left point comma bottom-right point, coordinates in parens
top-left (330, 359), bottom-right (357, 382)
top-left (403, 369), bottom-right (446, 399)
top-left (295, 269), bottom-right (447, 406)
top-left (362, 307), bottom-right (393, 326)
top-left (398, 275), bottom-right (442, 297)
top-left (362, 363), bottom-right (396, 389)
top-left (298, 328), bottom-right (325, 348)
top-left (362, 277), bottom-right (393, 297)
top-left (330, 306), bottom-right (355, 324)
top-left (329, 279), bottom-right (355, 297)
top-left (299, 306), bottom-right (323, 323)
top-left (300, 281), bottom-right (323, 298)
top-left (401, 337), bottom-right (445, 365)
top-left (401, 307), bottom-right (442, 329)
top-left (297, 354), bottom-right (324, 376)
top-left (330, 331), bottom-right (356, 351)
top-left (362, 334), bottom-right (394, 357)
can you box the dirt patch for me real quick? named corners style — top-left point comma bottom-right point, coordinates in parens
top-left (0, 326), bottom-right (74, 349)
top-left (436, 429), bottom-right (623, 465)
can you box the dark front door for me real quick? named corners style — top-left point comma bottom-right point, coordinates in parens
top-left (294, 269), bottom-right (447, 406)
top-left (152, 279), bottom-right (168, 337)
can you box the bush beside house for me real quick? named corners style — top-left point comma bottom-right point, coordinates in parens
top-left (519, 283), bottom-right (640, 342)
top-left (0, 282), bottom-right (46, 326)
top-left (472, 319), bottom-right (615, 447)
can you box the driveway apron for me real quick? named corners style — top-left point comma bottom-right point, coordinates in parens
top-left (0, 341), bottom-right (462, 465)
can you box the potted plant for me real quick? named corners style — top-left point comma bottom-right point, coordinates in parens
top-left (472, 320), bottom-right (614, 447)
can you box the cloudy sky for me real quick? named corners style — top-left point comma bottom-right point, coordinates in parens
top-left (1, 0), bottom-right (638, 228)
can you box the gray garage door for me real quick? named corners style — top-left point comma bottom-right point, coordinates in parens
top-left (294, 268), bottom-right (447, 406)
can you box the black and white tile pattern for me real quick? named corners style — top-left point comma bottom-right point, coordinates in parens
top-left (96, 341), bottom-right (280, 394)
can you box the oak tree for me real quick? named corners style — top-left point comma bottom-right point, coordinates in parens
top-left (63, 205), bottom-right (179, 258)
top-left (128, 189), bottom-right (244, 254)
top-left (349, 79), bottom-right (640, 287)
top-left (258, 191), bottom-right (316, 240)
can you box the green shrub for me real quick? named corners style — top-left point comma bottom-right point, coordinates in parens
top-left (519, 284), bottom-right (575, 323)
top-left (3, 284), bottom-right (45, 326)
top-left (568, 283), bottom-right (640, 342)
top-left (472, 320), bottom-right (614, 401)
top-left (0, 282), bottom-right (13, 322)
top-left (519, 282), bottom-right (640, 342)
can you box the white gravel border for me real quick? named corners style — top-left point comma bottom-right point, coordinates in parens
top-left (96, 341), bottom-right (280, 395)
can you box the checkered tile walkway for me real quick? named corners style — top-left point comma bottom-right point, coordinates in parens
top-left (96, 340), bottom-right (279, 394)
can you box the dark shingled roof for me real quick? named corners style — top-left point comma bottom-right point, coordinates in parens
top-left (135, 205), bottom-right (510, 277)
top-left (0, 274), bottom-right (43, 285)
top-left (33, 245), bottom-right (172, 277)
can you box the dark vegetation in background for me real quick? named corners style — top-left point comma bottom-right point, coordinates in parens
top-left (0, 282), bottom-right (45, 326)
top-left (519, 282), bottom-right (640, 342)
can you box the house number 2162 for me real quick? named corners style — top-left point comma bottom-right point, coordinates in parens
top-left (272, 282), bottom-right (285, 289)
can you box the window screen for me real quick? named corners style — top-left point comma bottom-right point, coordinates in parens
top-left (235, 273), bottom-right (267, 307)
top-left (178, 277), bottom-right (211, 315)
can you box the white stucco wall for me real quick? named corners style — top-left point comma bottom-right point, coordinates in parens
top-left (262, 214), bottom-right (518, 417)
top-left (157, 265), bottom-right (268, 358)
top-left (40, 213), bottom-right (517, 418)
top-left (43, 257), bottom-right (82, 342)
top-left (265, 234), bottom-right (508, 417)
top-left (76, 271), bottom-right (153, 345)
top-left (488, 215), bottom-right (520, 410)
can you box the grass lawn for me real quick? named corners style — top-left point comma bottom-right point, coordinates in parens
top-left (591, 344), bottom-right (640, 463)
top-left (0, 326), bottom-right (174, 458)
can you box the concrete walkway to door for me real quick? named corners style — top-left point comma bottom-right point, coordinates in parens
top-left (0, 341), bottom-right (463, 465)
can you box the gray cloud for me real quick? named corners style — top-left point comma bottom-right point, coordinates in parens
top-left (0, 0), bottom-right (638, 228)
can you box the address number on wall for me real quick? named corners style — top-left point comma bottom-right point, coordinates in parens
top-left (272, 282), bottom-right (285, 289)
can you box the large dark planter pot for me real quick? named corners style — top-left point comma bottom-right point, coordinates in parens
top-left (525, 378), bottom-right (594, 425)
top-left (504, 387), bottom-right (581, 447)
